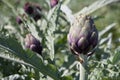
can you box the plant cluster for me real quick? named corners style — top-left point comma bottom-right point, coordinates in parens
top-left (0, 0), bottom-right (120, 80)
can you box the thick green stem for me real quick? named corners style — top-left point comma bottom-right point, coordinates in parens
top-left (79, 54), bottom-right (88, 80)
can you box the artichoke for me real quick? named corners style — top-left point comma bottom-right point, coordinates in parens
top-left (24, 2), bottom-right (42, 21)
top-left (67, 14), bottom-right (98, 56)
top-left (25, 34), bottom-right (42, 55)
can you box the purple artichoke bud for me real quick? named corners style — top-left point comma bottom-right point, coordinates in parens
top-left (67, 14), bottom-right (98, 55)
top-left (24, 2), bottom-right (42, 21)
top-left (25, 34), bottom-right (42, 55)
top-left (16, 16), bottom-right (22, 24)
top-left (24, 2), bottom-right (34, 15)
top-left (50, 0), bottom-right (58, 8)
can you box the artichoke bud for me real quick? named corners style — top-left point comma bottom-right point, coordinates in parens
top-left (25, 34), bottom-right (42, 55)
top-left (24, 2), bottom-right (42, 21)
top-left (67, 14), bottom-right (98, 55)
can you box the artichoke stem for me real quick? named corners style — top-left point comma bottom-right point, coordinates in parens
top-left (79, 54), bottom-right (88, 80)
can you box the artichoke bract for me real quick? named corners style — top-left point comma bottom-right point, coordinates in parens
top-left (16, 16), bottom-right (22, 24)
top-left (50, 0), bottom-right (58, 8)
top-left (25, 34), bottom-right (42, 55)
top-left (67, 14), bottom-right (98, 56)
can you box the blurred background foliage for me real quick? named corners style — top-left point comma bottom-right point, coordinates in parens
top-left (0, 0), bottom-right (120, 80)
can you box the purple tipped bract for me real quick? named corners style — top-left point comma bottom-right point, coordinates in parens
top-left (16, 17), bottom-right (22, 24)
top-left (24, 2), bottom-right (34, 15)
top-left (50, 0), bottom-right (58, 8)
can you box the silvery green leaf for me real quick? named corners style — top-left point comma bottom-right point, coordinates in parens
top-left (112, 48), bottom-right (120, 64)
top-left (1, 74), bottom-right (26, 80)
top-left (75, 0), bottom-right (119, 16)
top-left (99, 23), bottom-right (116, 37)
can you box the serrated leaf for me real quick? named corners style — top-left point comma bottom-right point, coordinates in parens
top-left (0, 50), bottom-right (33, 67)
top-left (75, 0), bottom-right (119, 15)
top-left (0, 36), bottom-right (61, 80)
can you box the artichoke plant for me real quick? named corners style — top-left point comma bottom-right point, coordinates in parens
top-left (25, 34), bottom-right (42, 55)
top-left (67, 14), bottom-right (98, 57)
